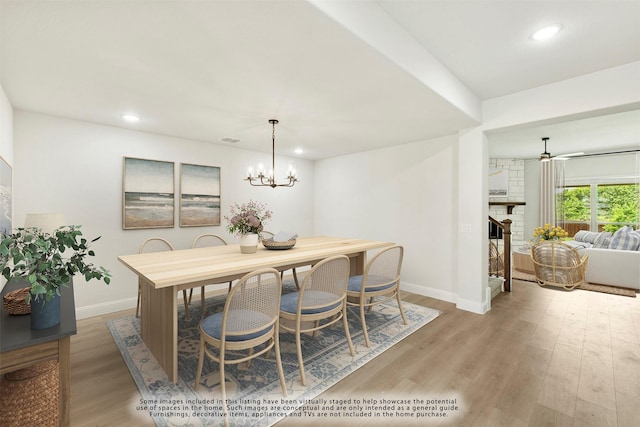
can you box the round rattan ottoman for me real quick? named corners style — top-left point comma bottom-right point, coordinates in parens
top-left (0, 360), bottom-right (60, 426)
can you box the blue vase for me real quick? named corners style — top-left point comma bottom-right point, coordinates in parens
top-left (30, 292), bottom-right (61, 329)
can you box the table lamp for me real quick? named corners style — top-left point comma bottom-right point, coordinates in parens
top-left (24, 213), bottom-right (66, 233)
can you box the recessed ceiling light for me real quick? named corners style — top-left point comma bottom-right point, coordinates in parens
top-left (531, 24), bottom-right (562, 41)
top-left (121, 114), bottom-right (140, 123)
top-left (221, 137), bottom-right (240, 143)
top-left (294, 148), bottom-right (304, 155)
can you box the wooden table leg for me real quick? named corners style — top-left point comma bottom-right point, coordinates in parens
top-left (140, 278), bottom-right (179, 383)
top-left (350, 250), bottom-right (367, 275)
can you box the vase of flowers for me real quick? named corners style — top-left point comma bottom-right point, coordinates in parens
top-left (225, 200), bottom-right (272, 254)
top-left (533, 224), bottom-right (569, 242)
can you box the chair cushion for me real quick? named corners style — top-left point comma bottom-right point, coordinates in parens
top-left (609, 226), bottom-right (640, 251)
top-left (201, 310), bottom-right (273, 341)
top-left (280, 291), bottom-right (341, 314)
top-left (348, 275), bottom-right (397, 292)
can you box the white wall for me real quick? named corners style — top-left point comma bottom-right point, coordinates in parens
top-left (13, 111), bottom-right (315, 318)
top-left (457, 127), bottom-right (488, 313)
top-left (314, 134), bottom-right (458, 304)
top-left (483, 61), bottom-right (640, 130)
top-left (0, 85), bottom-right (14, 291)
top-left (0, 86), bottom-right (11, 162)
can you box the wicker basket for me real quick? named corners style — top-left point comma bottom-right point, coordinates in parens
top-left (0, 360), bottom-right (60, 426)
top-left (2, 287), bottom-right (31, 315)
top-left (262, 239), bottom-right (296, 250)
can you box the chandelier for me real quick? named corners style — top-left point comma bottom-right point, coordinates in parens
top-left (245, 119), bottom-right (298, 188)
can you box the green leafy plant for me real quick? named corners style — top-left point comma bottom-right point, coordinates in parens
top-left (0, 225), bottom-right (111, 303)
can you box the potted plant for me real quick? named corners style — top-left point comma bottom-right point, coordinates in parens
top-left (0, 225), bottom-right (111, 329)
top-left (225, 200), bottom-right (272, 254)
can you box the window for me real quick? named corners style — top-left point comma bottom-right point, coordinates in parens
top-left (560, 183), bottom-right (639, 235)
top-left (561, 185), bottom-right (591, 236)
top-left (597, 184), bottom-right (640, 232)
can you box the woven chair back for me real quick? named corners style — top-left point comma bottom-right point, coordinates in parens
top-left (299, 255), bottom-right (350, 311)
top-left (363, 245), bottom-right (403, 289)
top-left (192, 234), bottom-right (227, 248)
top-left (222, 268), bottom-right (282, 340)
top-left (139, 237), bottom-right (174, 253)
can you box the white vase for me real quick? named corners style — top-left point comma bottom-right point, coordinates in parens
top-left (239, 233), bottom-right (259, 254)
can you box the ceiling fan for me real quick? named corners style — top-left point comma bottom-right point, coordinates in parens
top-left (539, 137), bottom-right (584, 161)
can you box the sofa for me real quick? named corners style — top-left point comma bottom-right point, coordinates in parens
top-left (565, 227), bottom-right (640, 290)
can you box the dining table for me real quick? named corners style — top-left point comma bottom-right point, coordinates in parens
top-left (118, 235), bottom-right (394, 383)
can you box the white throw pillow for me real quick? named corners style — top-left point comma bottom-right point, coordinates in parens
top-left (593, 232), bottom-right (612, 249)
top-left (574, 230), bottom-right (600, 244)
top-left (609, 226), bottom-right (640, 251)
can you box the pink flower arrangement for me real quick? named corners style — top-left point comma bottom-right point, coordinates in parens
top-left (225, 200), bottom-right (272, 236)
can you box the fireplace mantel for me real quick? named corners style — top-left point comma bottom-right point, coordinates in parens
top-left (489, 201), bottom-right (526, 214)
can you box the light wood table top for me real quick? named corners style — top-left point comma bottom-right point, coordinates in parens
top-left (118, 235), bottom-right (393, 289)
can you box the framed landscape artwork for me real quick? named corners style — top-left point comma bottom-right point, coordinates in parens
top-left (0, 156), bottom-right (12, 233)
top-left (123, 157), bottom-right (175, 229)
top-left (179, 163), bottom-right (221, 227)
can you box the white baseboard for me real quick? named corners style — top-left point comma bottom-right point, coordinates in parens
top-left (456, 296), bottom-right (488, 314)
top-left (75, 291), bottom-right (199, 320)
top-left (75, 297), bottom-right (136, 320)
top-left (78, 277), bottom-right (488, 320)
top-left (402, 280), bottom-right (488, 314)
top-left (401, 281), bottom-right (457, 304)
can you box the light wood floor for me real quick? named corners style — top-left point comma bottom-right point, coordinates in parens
top-left (70, 279), bottom-right (640, 426)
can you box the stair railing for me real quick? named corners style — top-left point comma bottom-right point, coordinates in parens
top-left (488, 216), bottom-right (512, 292)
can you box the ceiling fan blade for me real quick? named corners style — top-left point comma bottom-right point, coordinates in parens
top-left (553, 151), bottom-right (584, 159)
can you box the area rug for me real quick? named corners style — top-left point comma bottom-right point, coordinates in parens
top-left (512, 270), bottom-right (636, 297)
top-left (107, 281), bottom-right (440, 426)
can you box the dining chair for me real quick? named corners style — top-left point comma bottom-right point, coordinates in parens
top-left (279, 255), bottom-right (354, 386)
top-left (189, 234), bottom-right (233, 318)
top-left (531, 240), bottom-right (588, 290)
top-left (261, 231), bottom-right (300, 289)
top-left (346, 245), bottom-right (407, 347)
top-left (194, 268), bottom-right (287, 424)
top-left (137, 238), bottom-right (181, 317)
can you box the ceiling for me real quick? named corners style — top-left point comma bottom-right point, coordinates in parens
top-left (1, 1), bottom-right (639, 161)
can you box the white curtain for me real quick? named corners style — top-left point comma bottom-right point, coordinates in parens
top-left (539, 158), bottom-right (566, 227)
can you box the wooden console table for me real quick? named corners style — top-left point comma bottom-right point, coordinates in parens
top-left (0, 279), bottom-right (76, 427)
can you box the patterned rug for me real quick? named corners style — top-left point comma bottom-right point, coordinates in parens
top-left (512, 270), bottom-right (636, 297)
top-left (107, 281), bottom-right (440, 426)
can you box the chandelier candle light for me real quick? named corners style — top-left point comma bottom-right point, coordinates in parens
top-left (246, 119), bottom-right (298, 188)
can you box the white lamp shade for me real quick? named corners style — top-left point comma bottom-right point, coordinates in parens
top-left (24, 213), bottom-right (66, 233)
